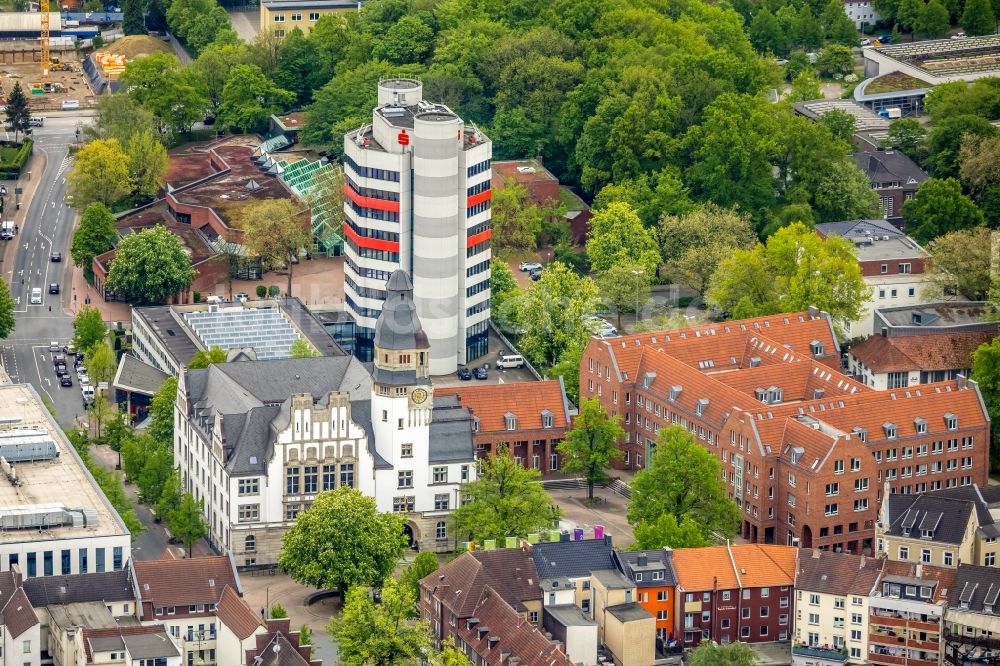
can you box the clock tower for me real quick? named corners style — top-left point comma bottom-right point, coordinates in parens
top-left (370, 270), bottom-right (433, 466)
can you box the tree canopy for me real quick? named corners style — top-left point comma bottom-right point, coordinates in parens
top-left (689, 641), bottom-right (758, 666)
top-left (973, 338), bottom-right (1000, 472)
top-left (628, 426), bottom-right (741, 545)
top-left (922, 228), bottom-right (994, 301)
top-left (902, 178), bottom-right (985, 244)
top-left (188, 346), bottom-right (227, 369)
top-left (238, 199), bottom-right (310, 297)
top-left (586, 201), bottom-right (661, 277)
top-left (558, 398), bottom-right (624, 500)
top-left (105, 226), bottom-right (196, 306)
top-left (660, 204), bottom-right (756, 296)
top-left (72, 306), bottom-right (108, 355)
top-left (279, 487), bottom-right (406, 593)
top-left (72, 203), bottom-right (118, 284)
top-left (67, 139), bottom-right (132, 208)
top-left (329, 577), bottom-right (430, 666)
top-left (450, 445), bottom-right (558, 542)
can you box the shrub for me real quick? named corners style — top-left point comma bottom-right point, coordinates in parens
top-left (255, 285), bottom-right (267, 298)
top-left (192, 291), bottom-right (201, 303)
top-left (268, 285), bottom-right (280, 298)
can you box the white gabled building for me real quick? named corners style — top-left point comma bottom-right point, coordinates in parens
top-left (173, 270), bottom-right (478, 561)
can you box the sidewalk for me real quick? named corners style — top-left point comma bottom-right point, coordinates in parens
top-left (1, 152), bottom-right (47, 281)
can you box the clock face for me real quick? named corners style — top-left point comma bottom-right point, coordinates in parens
top-left (411, 388), bottom-right (428, 404)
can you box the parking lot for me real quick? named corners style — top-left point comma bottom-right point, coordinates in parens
top-left (432, 327), bottom-right (538, 387)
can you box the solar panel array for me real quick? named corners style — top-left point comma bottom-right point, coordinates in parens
top-left (184, 307), bottom-right (301, 359)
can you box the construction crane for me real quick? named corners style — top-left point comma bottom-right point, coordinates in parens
top-left (39, 0), bottom-right (50, 83)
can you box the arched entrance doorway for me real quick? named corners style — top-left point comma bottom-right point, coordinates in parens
top-left (800, 525), bottom-right (813, 549)
top-left (403, 522), bottom-right (420, 551)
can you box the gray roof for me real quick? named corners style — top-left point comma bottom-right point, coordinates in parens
top-left (113, 354), bottom-right (169, 397)
top-left (123, 631), bottom-right (180, 659)
top-left (429, 395), bottom-right (475, 464)
top-left (816, 218), bottom-right (902, 240)
top-left (196, 356), bottom-right (371, 407)
top-left (48, 602), bottom-right (118, 630)
top-left (614, 549), bottom-right (679, 588)
top-left (851, 150), bottom-right (927, 187)
top-left (875, 302), bottom-right (997, 334)
top-left (278, 297), bottom-right (347, 357)
top-left (606, 603), bottom-right (653, 623)
top-left (544, 604), bottom-right (595, 627)
top-left (133, 306), bottom-right (200, 368)
top-left (351, 399), bottom-right (389, 470)
top-left (592, 569), bottom-right (634, 590)
top-left (374, 270), bottom-right (429, 352)
top-left (885, 493), bottom-right (976, 544)
top-left (89, 636), bottom-right (125, 653)
top-left (815, 219), bottom-right (928, 262)
top-left (951, 564), bottom-right (1000, 612)
top-left (24, 569), bottom-right (135, 607)
top-left (531, 538), bottom-right (616, 580)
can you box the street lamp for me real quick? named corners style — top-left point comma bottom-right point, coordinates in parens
top-left (631, 269), bottom-right (645, 331)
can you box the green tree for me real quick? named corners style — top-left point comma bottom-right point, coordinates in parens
top-left (811, 159), bottom-right (881, 223)
top-left (71, 203), bottom-right (117, 284)
top-left (632, 513), bottom-right (710, 550)
top-left (269, 603), bottom-right (288, 619)
top-left (547, 343), bottom-right (583, 405)
top-left (123, 0), bottom-right (146, 34)
top-left (88, 341), bottom-right (117, 386)
top-left (430, 640), bottom-right (468, 666)
top-left (104, 410), bottom-right (129, 469)
top-left (274, 28), bottom-right (320, 105)
top-left (168, 493), bottom-right (207, 557)
top-left (290, 338), bottom-right (319, 358)
top-left (490, 261), bottom-right (520, 333)
top-left (591, 167), bottom-right (695, 228)
top-left (750, 8), bottom-right (787, 54)
top-left (788, 70), bottom-right (823, 102)
top-left (451, 445), bottom-right (558, 543)
top-left (596, 263), bottom-right (652, 330)
top-left (708, 222), bottom-right (870, 325)
top-left (329, 577), bottom-right (430, 666)
top-left (164, 0), bottom-right (230, 54)
top-left (238, 198), bottom-right (310, 298)
top-left (191, 41), bottom-right (249, 114)
top-left (279, 487), bottom-right (406, 594)
top-left (926, 114), bottom-right (997, 178)
top-left (915, 0), bottom-right (952, 37)
top-left (298, 624), bottom-right (314, 657)
top-left (628, 426), bottom-right (741, 544)
top-left (510, 262), bottom-right (598, 366)
top-left (156, 470), bottom-right (183, 522)
top-left (558, 398), bottom-right (624, 500)
top-left (126, 131), bottom-right (168, 199)
top-left (67, 139), bottom-right (132, 208)
top-left (689, 641), bottom-right (758, 666)
top-left (902, 178), bottom-right (986, 244)
top-left (816, 45), bottom-right (855, 77)
top-left (819, 109), bottom-right (857, 143)
top-left (136, 438), bottom-right (172, 504)
top-left (4, 82), bottom-right (30, 142)
top-left (0, 280), bottom-right (17, 339)
top-left (189, 346), bottom-right (227, 369)
top-left (923, 228), bottom-right (993, 300)
top-left (399, 551), bottom-right (439, 599)
top-left (372, 15), bottom-right (435, 64)
top-left (660, 204), bottom-right (756, 297)
top-left (963, 0), bottom-right (996, 33)
top-left (884, 117), bottom-right (927, 160)
top-left (72, 306), bottom-right (108, 355)
top-left (586, 201), bottom-right (661, 277)
top-left (106, 226), bottom-right (196, 305)
top-left (149, 376), bottom-right (177, 446)
top-left (85, 93), bottom-right (158, 147)
top-left (120, 53), bottom-right (207, 136)
top-left (974, 338), bottom-right (1000, 472)
top-left (219, 64), bottom-right (295, 133)
top-left (491, 179), bottom-right (544, 252)
top-left (959, 133), bottom-right (1000, 209)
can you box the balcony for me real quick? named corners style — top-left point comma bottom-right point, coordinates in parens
top-left (871, 612), bottom-right (940, 632)
top-left (792, 644), bottom-right (849, 662)
top-left (870, 631), bottom-right (941, 653)
top-left (869, 652), bottom-right (939, 666)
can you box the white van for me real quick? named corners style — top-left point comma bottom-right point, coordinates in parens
top-left (496, 353), bottom-right (524, 369)
top-left (81, 384), bottom-right (94, 401)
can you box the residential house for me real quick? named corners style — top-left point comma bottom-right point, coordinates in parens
top-left (436, 379), bottom-right (574, 474)
top-left (848, 331), bottom-right (995, 391)
top-left (944, 564), bottom-right (1000, 665)
top-left (258, 0), bottom-right (356, 37)
top-left (850, 151), bottom-right (927, 226)
top-left (581, 309), bottom-right (991, 554)
top-left (0, 572), bottom-right (40, 666)
top-left (868, 561), bottom-right (954, 666)
top-left (815, 219), bottom-right (935, 337)
top-left (244, 620), bottom-right (321, 666)
top-left (84, 626), bottom-right (182, 666)
top-left (491, 160), bottom-right (593, 245)
top-left (215, 587), bottom-right (266, 666)
top-left (541, 586), bottom-right (597, 666)
top-left (530, 537), bottom-right (618, 617)
top-left (603, 604), bottom-right (655, 666)
top-left (671, 544), bottom-right (797, 649)
top-left (876, 485), bottom-right (1000, 569)
top-left (873, 303), bottom-right (999, 339)
top-left (843, 0), bottom-right (882, 29)
top-left (613, 550), bottom-right (678, 644)
top-left (792, 549), bottom-right (884, 665)
top-left (174, 271), bottom-right (478, 559)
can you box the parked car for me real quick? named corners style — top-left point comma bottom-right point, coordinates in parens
top-left (50, 251), bottom-right (61, 262)
top-left (48, 341), bottom-right (60, 352)
top-left (496, 353), bottom-right (525, 369)
top-left (235, 292), bottom-right (249, 303)
top-left (59, 375), bottom-right (72, 387)
top-left (473, 366), bottom-right (488, 380)
top-left (952, 32), bottom-right (967, 39)
top-left (519, 261), bottom-right (543, 272)
top-left (860, 38), bottom-right (871, 46)
top-left (457, 367), bottom-right (473, 380)
top-left (48, 283), bottom-right (59, 294)
top-left (29, 117), bottom-right (43, 127)
top-left (529, 269), bottom-right (542, 281)
top-left (878, 34), bottom-right (892, 43)
top-left (30, 288), bottom-right (41, 304)
top-left (775, 58), bottom-right (789, 65)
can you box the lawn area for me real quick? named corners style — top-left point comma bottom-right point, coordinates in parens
top-left (0, 145), bottom-right (19, 163)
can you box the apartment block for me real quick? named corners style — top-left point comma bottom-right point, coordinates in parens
top-left (868, 561), bottom-right (954, 666)
top-left (580, 309), bottom-right (991, 554)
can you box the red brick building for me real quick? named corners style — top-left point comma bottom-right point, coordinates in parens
top-left (580, 309), bottom-right (991, 554)
top-left (671, 544), bottom-right (797, 648)
top-left (436, 379), bottom-right (573, 474)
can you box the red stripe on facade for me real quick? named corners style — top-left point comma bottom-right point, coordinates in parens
top-left (343, 223), bottom-right (400, 252)
top-left (467, 190), bottom-right (492, 207)
top-left (466, 228), bottom-right (492, 248)
top-left (342, 183), bottom-right (401, 213)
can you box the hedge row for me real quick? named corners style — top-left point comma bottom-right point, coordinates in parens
top-left (0, 139), bottom-right (32, 179)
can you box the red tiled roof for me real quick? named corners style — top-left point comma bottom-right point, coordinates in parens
top-left (134, 556), bottom-right (238, 608)
top-left (672, 544), bottom-right (796, 591)
top-left (796, 549), bottom-right (884, 596)
top-left (849, 331), bottom-right (995, 373)
top-left (216, 586), bottom-right (262, 640)
top-left (421, 549), bottom-right (541, 617)
top-left (437, 380), bottom-right (569, 432)
top-left (2, 587), bottom-right (36, 638)
top-left (454, 586), bottom-right (572, 666)
top-left (881, 560), bottom-right (957, 603)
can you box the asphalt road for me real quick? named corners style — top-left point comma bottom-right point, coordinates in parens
top-left (0, 114), bottom-right (89, 428)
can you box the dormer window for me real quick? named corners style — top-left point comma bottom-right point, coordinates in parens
top-left (749, 356), bottom-right (761, 368)
top-left (636, 573), bottom-right (643, 581)
top-left (541, 410), bottom-right (554, 429)
top-left (914, 418), bottom-right (927, 435)
top-left (810, 340), bottom-right (824, 357)
top-left (669, 386), bottom-right (682, 401)
top-left (643, 372), bottom-right (656, 390)
top-left (695, 399), bottom-right (709, 417)
top-left (884, 422), bottom-right (897, 439)
top-left (853, 427), bottom-right (867, 443)
top-left (945, 413), bottom-right (958, 430)
top-left (505, 413), bottom-right (517, 431)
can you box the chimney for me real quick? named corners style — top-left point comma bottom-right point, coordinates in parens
top-left (807, 306), bottom-right (819, 317)
top-left (604, 534), bottom-right (613, 547)
top-left (637, 554), bottom-right (648, 567)
top-left (957, 375), bottom-right (968, 389)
